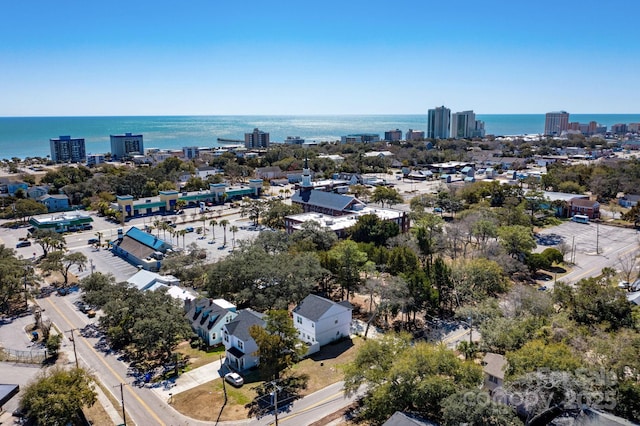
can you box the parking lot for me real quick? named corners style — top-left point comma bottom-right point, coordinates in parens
top-left (536, 221), bottom-right (640, 285)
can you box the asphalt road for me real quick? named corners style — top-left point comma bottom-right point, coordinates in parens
top-left (35, 290), bottom-right (362, 426)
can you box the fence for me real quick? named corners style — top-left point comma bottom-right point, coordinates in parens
top-left (0, 347), bottom-right (47, 364)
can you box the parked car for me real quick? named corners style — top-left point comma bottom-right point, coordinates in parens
top-left (16, 241), bottom-right (31, 248)
top-left (224, 372), bottom-right (244, 387)
top-left (88, 238), bottom-right (99, 245)
top-left (87, 310), bottom-right (96, 318)
top-left (185, 227), bottom-right (194, 233)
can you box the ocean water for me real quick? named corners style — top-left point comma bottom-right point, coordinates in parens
top-left (0, 114), bottom-right (638, 160)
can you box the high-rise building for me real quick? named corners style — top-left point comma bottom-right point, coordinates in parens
top-left (544, 111), bottom-right (570, 136)
top-left (245, 128), bottom-right (270, 149)
top-left (384, 129), bottom-right (403, 142)
top-left (451, 110), bottom-right (476, 139)
top-left (110, 133), bottom-right (144, 160)
top-left (50, 135), bottom-right (86, 163)
top-left (629, 123), bottom-right (640, 133)
top-left (473, 120), bottom-right (486, 138)
top-left (610, 124), bottom-right (628, 135)
top-left (428, 106), bottom-right (450, 139)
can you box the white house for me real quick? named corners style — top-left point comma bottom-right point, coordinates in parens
top-left (221, 309), bottom-right (265, 372)
top-left (292, 294), bottom-right (352, 350)
top-left (185, 298), bottom-right (237, 346)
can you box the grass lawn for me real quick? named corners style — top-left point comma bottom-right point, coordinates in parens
top-left (174, 341), bottom-right (226, 370)
top-left (171, 337), bottom-right (363, 422)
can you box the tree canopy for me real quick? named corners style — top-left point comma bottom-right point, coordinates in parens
top-left (20, 367), bottom-right (97, 426)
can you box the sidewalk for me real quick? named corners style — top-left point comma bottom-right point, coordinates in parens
top-left (151, 358), bottom-right (225, 399)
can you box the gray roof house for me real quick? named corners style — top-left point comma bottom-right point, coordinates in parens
top-left (221, 309), bottom-right (265, 371)
top-left (293, 294), bottom-right (352, 352)
top-left (291, 190), bottom-right (365, 216)
top-left (186, 298), bottom-right (238, 346)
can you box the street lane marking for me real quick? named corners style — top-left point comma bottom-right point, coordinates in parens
top-left (274, 389), bottom-right (347, 425)
top-left (43, 296), bottom-right (166, 426)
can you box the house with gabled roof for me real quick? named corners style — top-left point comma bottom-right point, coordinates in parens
top-left (38, 194), bottom-right (70, 212)
top-left (292, 294), bottom-right (352, 352)
top-left (111, 226), bottom-right (172, 272)
top-left (221, 309), bottom-right (265, 371)
top-left (185, 298), bottom-right (238, 346)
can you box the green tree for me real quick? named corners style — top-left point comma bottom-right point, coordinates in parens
top-left (326, 240), bottom-right (368, 301)
top-left (441, 389), bottom-right (523, 426)
top-left (505, 339), bottom-right (582, 379)
top-left (32, 229), bottom-right (66, 257)
top-left (262, 199), bottom-right (302, 229)
top-left (240, 197), bottom-right (267, 226)
top-left (219, 219), bottom-right (230, 246)
top-left (19, 367), bottom-right (97, 426)
top-left (290, 220), bottom-right (338, 252)
top-left (0, 246), bottom-right (34, 313)
top-left (497, 225), bottom-right (536, 260)
top-left (45, 333), bottom-right (62, 358)
top-left (371, 186), bottom-right (403, 208)
top-left (249, 309), bottom-right (304, 380)
top-left (343, 333), bottom-right (482, 424)
top-left (12, 198), bottom-right (48, 223)
top-left (348, 213), bottom-right (399, 246)
top-left (570, 277), bottom-right (633, 330)
top-left (412, 214), bottom-right (444, 269)
top-left (40, 251), bottom-right (87, 286)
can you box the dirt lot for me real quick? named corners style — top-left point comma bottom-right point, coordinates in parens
top-left (171, 337), bottom-right (362, 422)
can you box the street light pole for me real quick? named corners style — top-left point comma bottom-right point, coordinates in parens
top-left (67, 329), bottom-right (78, 368)
top-left (596, 222), bottom-right (600, 255)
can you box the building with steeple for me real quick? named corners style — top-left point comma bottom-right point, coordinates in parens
top-left (287, 156), bottom-right (410, 237)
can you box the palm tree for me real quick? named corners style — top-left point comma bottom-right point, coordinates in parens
top-left (177, 229), bottom-right (187, 248)
top-left (153, 220), bottom-right (161, 237)
top-left (200, 215), bottom-right (208, 238)
top-left (219, 219), bottom-right (229, 247)
top-left (209, 219), bottom-right (218, 242)
top-left (230, 225), bottom-right (238, 249)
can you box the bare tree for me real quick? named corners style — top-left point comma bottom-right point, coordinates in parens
top-left (617, 252), bottom-right (639, 285)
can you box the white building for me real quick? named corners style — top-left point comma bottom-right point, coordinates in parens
top-left (292, 294), bottom-right (352, 349)
top-left (221, 309), bottom-right (265, 371)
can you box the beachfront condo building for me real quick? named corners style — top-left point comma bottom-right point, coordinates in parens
top-left (451, 110), bottom-right (486, 139)
top-left (384, 129), bottom-right (403, 142)
top-left (245, 128), bottom-right (270, 149)
top-left (405, 129), bottom-right (425, 141)
top-left (428, 106), bottom-right (451, 139)
top-left (110, 133), bottom-right (144, 160)
top-left (544, 111), bottom-right (570, 136)
top-left (50, 135), bottom-right (86, 163)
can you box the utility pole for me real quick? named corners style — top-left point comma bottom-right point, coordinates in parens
top-left (468, 317), bottom-right (473, 344)
top-left (116, 383), bottom-right (127, 426)
top-left (67, 329), bottom-right (78, 368)
top-left (596, 222), bottom-right (600, 255)
top-left (220, 355), bottom-right (227, 404)
top-left (271, 380), bottom-right (281, 426)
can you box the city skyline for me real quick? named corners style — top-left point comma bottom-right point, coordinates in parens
top-left (1, 0), bottom-right (639, 117)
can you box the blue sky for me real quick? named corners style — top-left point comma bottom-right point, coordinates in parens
top-left (1, 0), bottom-right (638, 116)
